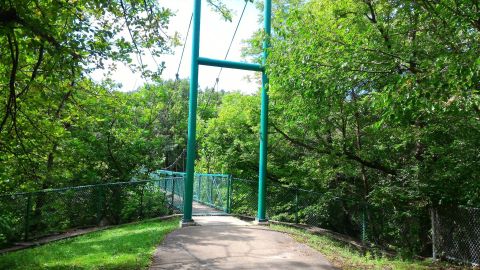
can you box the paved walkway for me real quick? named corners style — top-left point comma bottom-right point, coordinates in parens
top-left (149, 215), bottom-right (337, 270)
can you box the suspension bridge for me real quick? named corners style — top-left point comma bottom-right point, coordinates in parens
top-left (147, 170), bottom-right (337, 270)
top-left (172, 0), bottom-right (270, 227)
top-left (153, 170), bottom-right (231, 216)
top-left (146, 1), bottom-right (337, 267)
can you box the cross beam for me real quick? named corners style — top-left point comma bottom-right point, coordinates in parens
top-left (183, 0), bottom-right (271, 226)
top-left (198, 57), bottom-right (263, 72)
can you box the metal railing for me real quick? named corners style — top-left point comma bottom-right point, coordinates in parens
top-left (229, 177), bottom-right (433, 256)
top-left (230, 178), bottom-right (368, 240)
top-left (152, 170), bottom-right (231, 213)
top-left (0, 177), bottom-right (184, 247)
top-left (0, 171), bottom-right (231, 248)
top-left (2, 171), bottom-right (477, 265)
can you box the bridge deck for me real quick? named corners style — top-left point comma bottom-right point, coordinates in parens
top-left (166, 190), bottom-right (228, 216)
top-left (192, 201), bottom-right (227, 216)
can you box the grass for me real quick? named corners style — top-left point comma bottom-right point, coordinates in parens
top-left (271, 224), bottom-right (465, 270)
top-left (0, 217), bottom-right (180, 270)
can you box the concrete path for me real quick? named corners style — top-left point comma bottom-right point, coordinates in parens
top-left (149, 216), bottom-right (337, 270)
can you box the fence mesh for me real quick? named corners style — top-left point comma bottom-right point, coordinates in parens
top-left (152, 170), bottom-right (231, 213)
top-left (433, 206), bottom-right (480, 265)
top-left (229, 178), bottom-right (434, 256)
top-left (264, 183), bottom-right (367, 240)
top-left (231, 178), bottom-right (258, 217)
top-left (230, 178), bottom-right (367, 237)
top-left (0, 177), bottom-right (183, 247)
top-left (193, 174), bottom-right (230, 212)
top-left (2, 171), bottom-right (478, 265)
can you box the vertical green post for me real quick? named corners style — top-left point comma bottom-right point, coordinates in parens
top-left (197, 175), bottom-right (201, 200)
top-left (184, 0), bottom-right (202, 224)
top-left (210, 176), bottom-right (214, 205)
top-left (24, 194), bottom-right (32, 241)
top-left (139, 184), bottom-right (144, 218)
top-left (294, 189), bottom-right (299, 224)
top-left (431, 208), bottom-right (437, 260)
top-left (96, 186), bottom-right (104, 224)
top-left (257, 0), bottom-right (271, 222)
top-left (172, 178), bottom-right (176, 207)
top-left (226, 175), bottom-right (232, 213)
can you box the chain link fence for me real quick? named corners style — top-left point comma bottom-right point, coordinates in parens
top-left (150, 172), bottom-right (185, 211)
top-left (2, 171), bottom-right (477, 264)
top-left (193, 174), bottom-right (231, 213)
top-left (231, 178), bottom-right (258, 217)
top-left (265, 183), bottom-right (371, 243)
top-left (229, 178), bottom-right (434, 256)
top-left (153, 170), bottom-right (231, 213)
top-left (0, 176), bottom-right (184, 247)
top-left (432, 206), bottom-right (480, 265)
top-left (229, 178), bottom-right (367, 239)
top-left (232, 178), bottom-right (366, 235)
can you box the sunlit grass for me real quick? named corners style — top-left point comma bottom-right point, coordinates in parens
top-left (0, 217), bottom-right (179, 270)
top-left (271, 224), bottom-right (461, 270)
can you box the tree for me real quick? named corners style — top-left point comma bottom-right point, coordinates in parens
top-left (233, 0), bottom-right (479, 254)
top-left (0, 0), bottom-right (176, 190)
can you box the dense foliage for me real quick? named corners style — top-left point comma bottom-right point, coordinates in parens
top-left (0, 78), bottom-right (193, 191)
top-left (265, 0), bottom-right (480, 206)
top-left (0, 0), bottom-right (178, 191)
top-left (1, 0), bottom-right (479, 258)
top-left (0, 0), bottom-right (228, 192)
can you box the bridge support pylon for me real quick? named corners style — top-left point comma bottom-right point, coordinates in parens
top-left (183, 0), bottom-right (272, 226)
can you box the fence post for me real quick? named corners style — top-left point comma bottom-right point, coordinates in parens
top-left (209, 176), bottom-right (213, 205)
top-left (294, 188), bottom-right (299, 224)
top-left (230, 177), bottom-right (235, 213)
top-left (197, 175), bottom-right (201, 200)
top-left (96, 186), bottom-right (104, 224)
top-left (24, 194), bottom-right (32, 241)
top-left (431, 208), bottom-right (437, 260)
top-left (226, 176), bottom-right (232, 213)
top-left (361, 204), bottom-right (368, 244)
top-left (139, 184), bottom-right (144, 218)
top-left (171, 178), bottom-right (176, 207)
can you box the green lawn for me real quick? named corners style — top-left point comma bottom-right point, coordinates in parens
top-left (0, 217), bottom-right (179, 270)
top-left (271, 224), bottom-right (463, 270)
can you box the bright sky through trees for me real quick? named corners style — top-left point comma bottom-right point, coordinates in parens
top-left (91, 0), bottom-right (261, 94)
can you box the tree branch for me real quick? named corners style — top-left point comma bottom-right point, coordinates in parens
top-left (363, 0), bottom-right (392, 50)
top-left (18, 42), bottom-right (45, 98)
top-left (272, 123), bottom-right (397, 175)
top-left (271, 123), bottom-right (317, 151)
top-left (1, 31), bottom-right (19, 134)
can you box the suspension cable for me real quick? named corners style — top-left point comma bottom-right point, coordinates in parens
top-left (212, 0), bottom-right (249, 89)
top-left (163, 148), bottom-right (186, 170)
top-left (176, 13), bottom-right (193, 80)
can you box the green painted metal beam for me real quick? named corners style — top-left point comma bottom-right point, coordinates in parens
top-left (198, 57), bottom-right (263, 72)
top-left (184, 0), bottom-right (271, 223)
top-left (226, 176), bottom-right (232, 213)
top-left (183, 0), bottom-right (202, 224)
top-left (257, 0), bottom-right (271, 222)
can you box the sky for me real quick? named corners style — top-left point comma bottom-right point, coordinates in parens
top-left (91, 0), bottom-right (262, 94)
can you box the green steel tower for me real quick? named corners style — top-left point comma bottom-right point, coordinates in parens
top-left (183, 0), bottom-right (271, 225)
